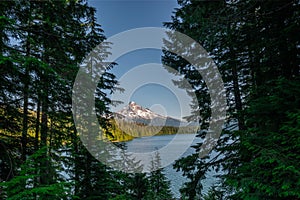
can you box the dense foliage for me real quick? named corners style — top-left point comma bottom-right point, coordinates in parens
top-left (163, 0), bottom-right (300, 199)
top-left (107, 119), bottom-right (198, 142)
top-left (1, 0), bottom-right (299, 199)
top-left (0, 1), bottom-right (173, 199)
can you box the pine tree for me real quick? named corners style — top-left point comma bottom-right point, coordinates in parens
top-left (0, 147), bottom-right (72, 200)
top-left (145, 151), bottom-right (173, 200)
top-left (163, 0), bottom-right (300, 199)
top-left (0, 0), bottom-right (22, 184)
top-left (0, 0), bottom-right (122, 199)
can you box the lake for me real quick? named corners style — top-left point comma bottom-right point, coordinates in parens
top-left (125, 133), bottom-right (218, 198)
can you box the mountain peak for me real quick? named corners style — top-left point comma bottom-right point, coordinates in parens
top-left (129, 101), bottom-right (136, 105)
top-left (115, 102), bottom-right (182, 127)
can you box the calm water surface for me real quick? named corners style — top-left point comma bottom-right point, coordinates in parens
top-left (126, 134), bottom-right (217, 198)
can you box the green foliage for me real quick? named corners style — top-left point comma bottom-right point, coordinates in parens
top-left (0, 147), bottom-right (72, 200)
top-left (0, 0), bottom-right (124, 199)
top-left (202, 185), bottom-right (225, 200)
top-left (129, 173), bottom-right (149, 200)
top-left (107, 119), bottom-right (198, 142)
top-left (164, 0), bottom-right (300, 199)
top-left (1, 1), bottom-right (175, 198)
top-left (109, 194), bottom-right (132, 200)
top-left (230, 79), bottom-right (300, 199)
top-left (145, 151), bottom-right (173, 200)
top-left (173, 153), bottom-right (208, 199)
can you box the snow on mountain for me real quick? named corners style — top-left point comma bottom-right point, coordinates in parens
top-left (115, 101), bottom-right (183, 127)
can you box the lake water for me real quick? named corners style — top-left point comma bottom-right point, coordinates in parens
top-left (125, 134), bottom-right (218, 198)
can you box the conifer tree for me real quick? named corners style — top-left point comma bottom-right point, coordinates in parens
top-left (163, 0), bottom-right (300, 199)
top-left (145, 151), bottom-right (173, 200)
top-left (0, 0), bottom-right (121, 199)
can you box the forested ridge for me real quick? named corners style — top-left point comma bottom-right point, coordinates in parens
top-left (107, 119), bottom-right (198, 142)
top-left (0, 0), bottom-right (299, 200)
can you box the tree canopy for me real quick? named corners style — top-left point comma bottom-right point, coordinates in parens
top-left (163, 0), bottom-right (300, 199)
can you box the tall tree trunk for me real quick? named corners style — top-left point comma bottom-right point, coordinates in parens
top-left (40, 61), bottom-right (49, 185)
top-left (232, 62), bottom-right (245, 130)
top-left (35, 96), bottom-right (40, 151)
top-left (73, 130), bottom-right (80, 196)
top-left (229, 45), bottom-right (245, 130)
top-left (41, 94), bottom-right (48, 147)
top-left (21, 33), bottom-right (31, 162)
top-left (21, 68), bottom-right (29, 162)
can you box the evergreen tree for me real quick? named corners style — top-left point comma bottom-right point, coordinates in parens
top-left (0, 147), bottom-right (72, 200)
top-left (163, 0), bottom-right (300, 199)
top-left (130, 173), bottom-right (149, 200)
top-left (145, 151), bottom-right (173, 200)
top-left (0, 0), bottom-right (121, 199)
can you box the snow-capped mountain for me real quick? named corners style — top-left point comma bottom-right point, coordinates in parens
top-left (114, 101), bottom-right (183, 127)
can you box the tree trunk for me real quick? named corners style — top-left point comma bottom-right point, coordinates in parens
top-left (229, 43), bottom-right (245, 131)
top-left (40, 60), bottom-right (49, 185)
top-left (231, 62), bottom-right (245, 130)
top-left (35, 96), bottom-right (40, 151)
top-left (21, 32), bottom-right (31, 162)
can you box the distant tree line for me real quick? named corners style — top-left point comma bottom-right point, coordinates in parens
top-left (107, 119), bottom-right (198, 142)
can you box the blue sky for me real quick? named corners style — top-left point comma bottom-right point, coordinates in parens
top-left (89, 0), bottom-right (179, 37)
top-left (88, 1), bottom-right (193, 119)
